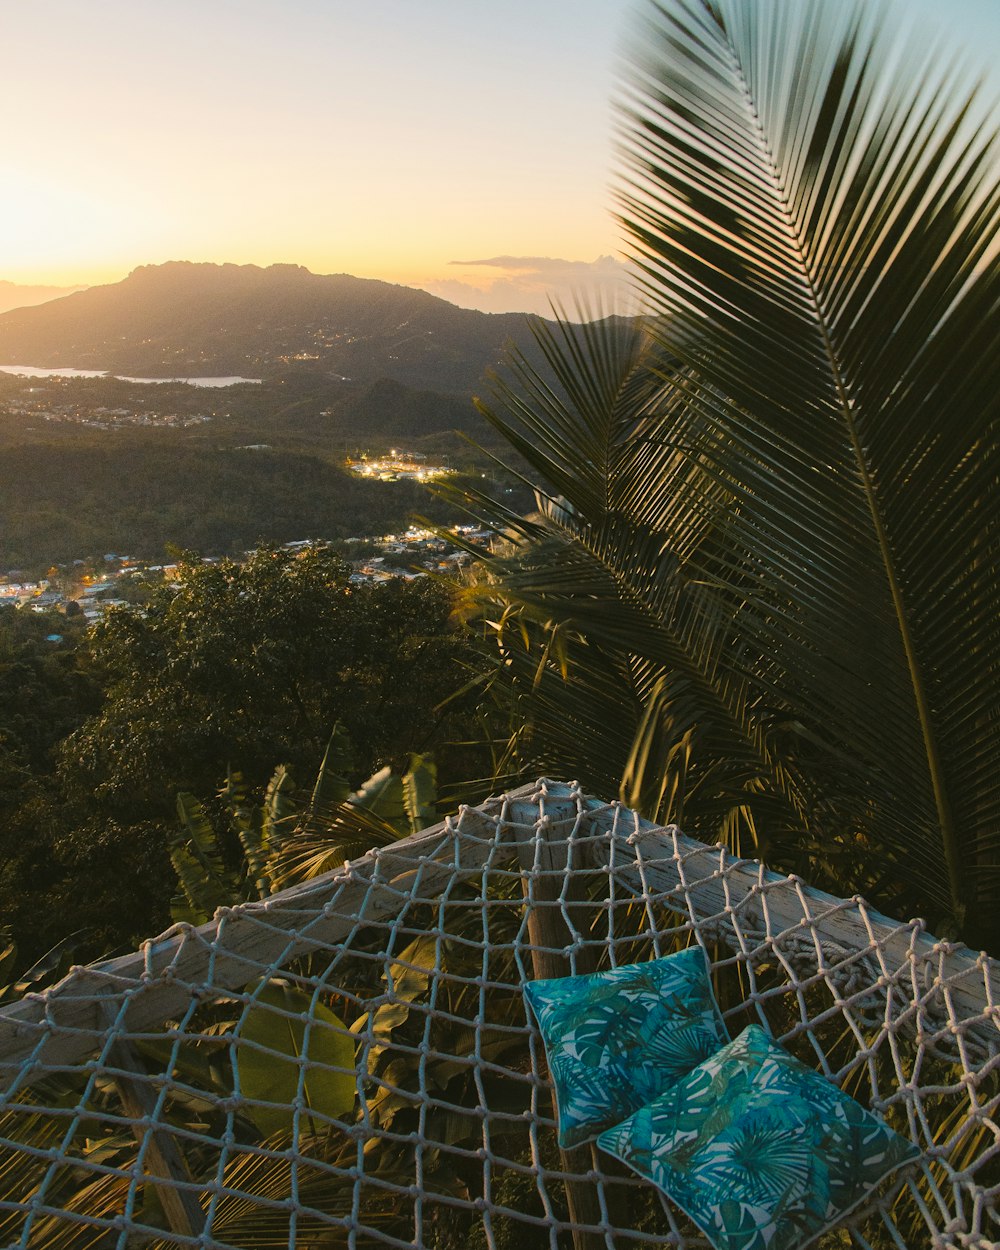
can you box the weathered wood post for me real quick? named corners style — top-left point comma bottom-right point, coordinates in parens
top-left (507, 790), bottom-right (607, 1250)
top-left (100, 998), bottom-right (207, 1239)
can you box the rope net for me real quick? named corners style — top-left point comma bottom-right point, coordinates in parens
top-left (0, 780), bottom-right (997, 1250)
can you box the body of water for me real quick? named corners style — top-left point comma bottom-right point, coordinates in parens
top-left (0, 365), bottom-right (262, 387)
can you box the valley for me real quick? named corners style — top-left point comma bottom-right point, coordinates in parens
top-left (0, 267), bottom-right (539, 571)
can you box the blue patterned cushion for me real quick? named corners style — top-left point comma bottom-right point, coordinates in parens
top-left (523, 947), bottom-right (727, 1148)
top-left (598, 1024), bottom-right (920, 1250)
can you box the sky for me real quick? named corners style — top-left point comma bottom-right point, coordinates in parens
top-left (2, 0), bottom-right (999, 316)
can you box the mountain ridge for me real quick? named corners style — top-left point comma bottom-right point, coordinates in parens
top-left (0, 261), bottom-right (548, 392)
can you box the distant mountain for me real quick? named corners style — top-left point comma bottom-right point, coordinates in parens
top-left (0, 280), bottom-right (88, 315)
top-left (0, 261), bottom-right (545, 392)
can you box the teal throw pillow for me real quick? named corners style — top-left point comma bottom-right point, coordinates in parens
top-left (598, 1024), bottom-right (920, 1250)
top-left (523, 947), bottom-right (727, 1148)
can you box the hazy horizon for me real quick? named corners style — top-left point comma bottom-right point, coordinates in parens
top-left (3, 0), bottom-right (999, 316)
top-left (0, 254), bottom-right (638, 320)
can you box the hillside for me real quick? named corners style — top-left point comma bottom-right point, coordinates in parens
top-left (0, 262), bottom-right (546, 392)
top-left (0, 440), bottom-right (477, 567)
top-left (0, 366), bottom-right (527, 568)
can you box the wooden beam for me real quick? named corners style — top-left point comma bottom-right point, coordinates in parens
top-left (571, 796), bottom-right (1000, 1057)
top-left (0, 795), bottom-right (527, 1084)
top-left (99, 998), bottom-right (207, 1240)
top-left (2, 778), bottom-right (995, 1093)
top-left (511, 792), bottom-right (608, 1250)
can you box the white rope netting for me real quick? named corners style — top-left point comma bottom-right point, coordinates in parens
top-left (0, 780), bottom-right (997, 1250)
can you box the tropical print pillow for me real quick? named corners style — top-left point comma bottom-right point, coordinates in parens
top-left (523, 946), bottom-right (727, 1148)
top-left (598, 1024), bottom-right (920, 1250)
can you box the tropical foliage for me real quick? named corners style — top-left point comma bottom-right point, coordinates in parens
top-left (60, 546), bottom-right (469, 812)
top-left (169, 730), bottom-right (439, 924)
top-left (459, 0), bottom-right (1000, 950)
top-left (0, 551), bottom-right (480, 970)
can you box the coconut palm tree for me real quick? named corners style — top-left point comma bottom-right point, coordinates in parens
top-left (458, 0), bottom-right (1000, 950)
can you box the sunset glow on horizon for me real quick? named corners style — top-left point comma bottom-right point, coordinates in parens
top-left (4, 0), bottom-right (999, 315)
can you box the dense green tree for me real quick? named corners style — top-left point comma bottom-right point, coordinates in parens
top-left (0, 606), bottom-right (98, 805)
top-left (59, 547), bottom-right (478, 816)
top-left (0, 607), bottom-right (133, 964)
top-left (0, 550), bottom-right (481, 964)
top-left (0, 797), bottom-right (174, 964)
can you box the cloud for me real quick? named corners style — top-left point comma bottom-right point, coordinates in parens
top-left (450, 255), bottom-right (622, 274)
top-left (415, 255), bottom-right (642, 317)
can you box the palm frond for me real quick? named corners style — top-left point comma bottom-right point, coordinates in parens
top-left (465, 320), bottom-right (819, 862)
top-left (614, 0), bottom-right (1000, 943)
top-left (464, 0), bottom-right (1000, 948)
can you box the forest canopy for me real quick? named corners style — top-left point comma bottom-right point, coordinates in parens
top-left (0, 550), bottom-right (483, 965)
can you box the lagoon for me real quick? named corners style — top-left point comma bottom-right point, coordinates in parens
top-left (0, 365), bottom-right (262, 387)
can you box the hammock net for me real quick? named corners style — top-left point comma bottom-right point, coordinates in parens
top-left (0, 779), bottom-right (997, 1250)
